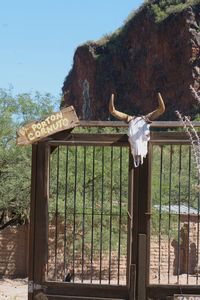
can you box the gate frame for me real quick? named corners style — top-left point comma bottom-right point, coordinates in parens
top-left (28, 121), bottom-right (200, 300)
top-left (146, 130), bottom-right (200, 300)
top-left (28, 128), bottom-right (135, 300)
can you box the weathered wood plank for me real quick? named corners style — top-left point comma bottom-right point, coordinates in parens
top-left (44, 282), bottom-right (128, 299)
top-left (47, 131), bottom-right (195, 148)
top-left (79, 120), bottom-right (200, 128)
top-left (150, 131), bottom-right (200, 144)
top-left (129, 264), bottom-right (136, 300)
top-left (127, 152), bottom-right (134, 292)
top-left (151, 121), bottom-right (200, 128)
top-left (17, 106), bottom-right (79, 145)
top-left (137, 234), bottom-right (147, 300)
top-left (33, 143), bottom-right (50, 297)
top-left (79, 121), bottom-right (128, 128)
top-left (48, 133), bottom-right (129, 147)
top-left (147, 285), bottom-right (200, 299)
top-left (28, 144), bottom-right (38, 300)
top-left (46, 296), bottom-right (126, 300)
top-left (131, 166), bottom-right (139, 266)
top-left (146, 145), bottom-right (153, 286)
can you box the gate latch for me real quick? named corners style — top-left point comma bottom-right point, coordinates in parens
top-left (28, 281), bottom-right (46, 294)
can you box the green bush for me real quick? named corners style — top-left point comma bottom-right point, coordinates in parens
top-left (149, 0), bottom-right (200, 23)
top-left (0, 88), bottom-right (58, 228)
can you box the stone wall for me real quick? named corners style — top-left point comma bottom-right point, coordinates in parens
top-left (150, 222), bottom-right (200, 284)
top-left (0, 225), bottom-right (28, 277)
top-left (150, 236), bottom-right (175, 283)
top-left (1, 222), bottom-right (200, 282)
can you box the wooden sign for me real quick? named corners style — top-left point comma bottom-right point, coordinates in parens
top-left (174, 295), bottom-right (200, 300)
top-left (16, 106), bottom-right (79, 145)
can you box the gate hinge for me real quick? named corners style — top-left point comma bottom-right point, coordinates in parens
top-left (145, 212), bottom-right (152, 216)
top-left (28, 281), bottom-right (46, 294)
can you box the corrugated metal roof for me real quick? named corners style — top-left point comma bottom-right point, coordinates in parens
top-left (154, 204), bottom-right (199, 215)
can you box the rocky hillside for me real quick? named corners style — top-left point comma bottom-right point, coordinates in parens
top-left (62, 0), bottom-right (200, 121)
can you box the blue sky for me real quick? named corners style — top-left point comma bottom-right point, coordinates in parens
top-left (0, 0), bottom-right (144, 97)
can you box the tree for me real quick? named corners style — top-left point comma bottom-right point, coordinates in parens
top-left (0, 88), bottom-right (58, 229)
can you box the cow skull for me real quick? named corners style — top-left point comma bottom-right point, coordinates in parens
top-left (109, 93), bottom-right (165, 167)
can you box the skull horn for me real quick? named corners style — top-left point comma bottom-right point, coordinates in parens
top-left (145, 92), bottom-right (165, 121)
top-left (109, 94), bottom-right (133, 122)
top-left (109, 93), bottom-right (165, 122)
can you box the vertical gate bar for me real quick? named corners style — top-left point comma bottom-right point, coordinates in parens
top-left (168, 145), bottom-right (173, 284)
top-left (64, 146), bottom-right (69, 277)
top-left (118, 147), bottom-right (123, 285)
top-left (81, 146), bottom-right (86, 283)
top-left (55, 146), bottom-right (60, 280)
top-left (99, 146), bottom-right (104, 283)
top-left (177, 145), bottom-right (182, 283)
top-left (109, 147), bottom-right (113, 284)
top-left (91, 146), bottom-right (95, 283)
top-left (158, 146), bottom-right (163, 284)
top-left (72, 146), bottom-right (77, 282)
top-left (197, 157), bottom-right (200, 284)
top-left (28, 144), bottom-right (38, 300)
top-left (187, 146), bottom-right (191, 284)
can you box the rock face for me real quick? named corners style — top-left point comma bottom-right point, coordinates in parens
top-left (62, 3), bottom-right (200, 121)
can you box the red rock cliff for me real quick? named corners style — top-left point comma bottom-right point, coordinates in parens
top-left (62, 3), bottom-right (200, 121)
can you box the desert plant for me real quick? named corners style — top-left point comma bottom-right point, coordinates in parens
top-left (176, 85), bottom-right (200, 185)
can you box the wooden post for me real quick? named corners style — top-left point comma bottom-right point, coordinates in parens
top-left (128, 151), bottom-right (135, 300)
top-left (129, 264), bottom-right (136, 300)
top-left (137, 234), bottom-right (147, 300)
top-left (28, 144), bottom-right (38, 300)
top-left (132, 155), bottom-right (150, 300)
top-left (33, 142), bottom-right (49, 298)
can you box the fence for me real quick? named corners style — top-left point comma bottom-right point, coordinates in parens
top-left (27, 121), bottom-right (200, 300)
top-left (149, 144), bottom-right (200, 286)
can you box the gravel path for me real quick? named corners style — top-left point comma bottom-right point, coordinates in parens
top-left (0, 278), bottom-right (28, 300)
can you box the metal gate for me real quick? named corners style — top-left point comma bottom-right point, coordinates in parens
top-left (28, 130), bottom-right (136, 300)
top-left (28, 123), bottom-right (200, 300)
top-left (147, 130), bottom-right (200, 299)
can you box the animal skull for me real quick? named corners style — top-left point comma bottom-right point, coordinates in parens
top-left (109, 93), bottom-right (165, 167)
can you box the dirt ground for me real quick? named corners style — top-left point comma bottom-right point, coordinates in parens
top-left (0, 278), bottom-right (28, 300)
